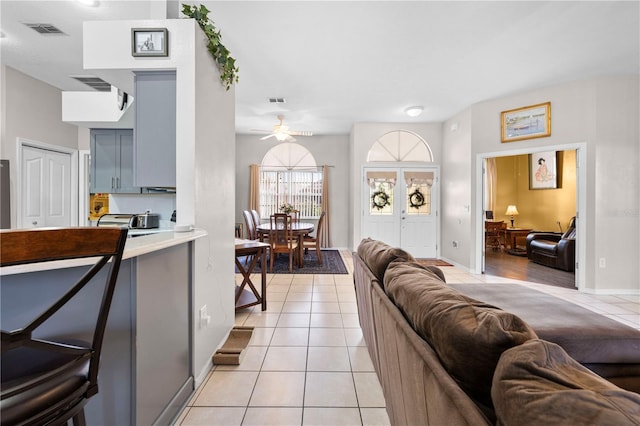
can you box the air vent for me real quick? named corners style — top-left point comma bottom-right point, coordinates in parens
top-left (268, 97), bottom-right (286, 104)
top-left (24, 23), bottom-right (66, 35)
top-left (70, 76), bottom-right (112, 92)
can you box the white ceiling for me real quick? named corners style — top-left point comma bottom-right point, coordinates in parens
top-left (1, 1), bottom-right (638, 135)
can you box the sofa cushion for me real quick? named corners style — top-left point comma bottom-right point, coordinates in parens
top-left (492, 339), bottom-right (640, 425)
top-left (356, 238), bottom-right (415, 283)
top-left (384, 260), bottom-right (537, 408)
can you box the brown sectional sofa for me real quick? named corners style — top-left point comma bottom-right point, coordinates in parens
top-left (354, 238), bottom-right (640, 425)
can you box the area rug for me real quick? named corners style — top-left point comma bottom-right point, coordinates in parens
top-left (272, 249), bottom-right (348, 274)
top-left (416, 259), bottom-right (453, 267)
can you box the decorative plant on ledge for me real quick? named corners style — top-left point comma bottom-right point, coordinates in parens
top-left (182, 3), bottom-right (239, 90)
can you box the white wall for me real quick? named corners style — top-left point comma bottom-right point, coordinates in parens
top-left (235, 133), bottom-right (351, 248)
top-left (441, 76), bottom-right (639, 294)
top-left (0, 66), bottom-right (79, 228)
top-left (441, 109), bottom-right (473, 267)
top-left (83, 18), bottom-right (236, 384)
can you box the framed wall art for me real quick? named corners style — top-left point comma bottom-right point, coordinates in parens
top-left (132, 28), bottom-right (168, 57)
top-left (501, 102), bottom-right (551, 143)
top-left (529, 151), bottom-right (560, 190)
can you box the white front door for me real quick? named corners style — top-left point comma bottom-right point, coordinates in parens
top-left (362, 167), bottom-right (438, 258)
top-left (21, 145), bottom-right (72, 228)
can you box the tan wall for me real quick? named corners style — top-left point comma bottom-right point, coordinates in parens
top-left (494, 150), bottom-right (576, 232)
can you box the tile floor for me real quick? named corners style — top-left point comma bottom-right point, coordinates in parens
top-left (176, 251), bottom-right (640, 426)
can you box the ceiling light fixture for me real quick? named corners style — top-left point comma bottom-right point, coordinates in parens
top-left (76, 0), bottom-right (99, 6)
top-left (404, 106), bottom-right (424, 117)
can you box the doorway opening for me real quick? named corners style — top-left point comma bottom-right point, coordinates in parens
top-left (477, 143), bottom-right (586, 291)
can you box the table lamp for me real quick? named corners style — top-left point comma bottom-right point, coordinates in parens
top-left (505, 205), bottom-right (519, 228)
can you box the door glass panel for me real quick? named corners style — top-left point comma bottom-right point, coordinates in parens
top-left (405, 171), bottom-right (433, 215)
top-left (369, 181), bottom-right (394, 215)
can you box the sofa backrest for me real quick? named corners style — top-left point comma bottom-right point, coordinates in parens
top-left (354, 252), bottom-right (493, 425)
top-left (384, 260), bottom-right (538, 409)
top-left (492, 339), bottom-right (640, 425)
top-left (562, 216), bottom-right (576, 239)
top-left (356, 238), bottom-right (416, 283)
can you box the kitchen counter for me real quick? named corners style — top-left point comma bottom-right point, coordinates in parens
top-left (0, 228), bottom-right (207, 276)
top-left (1, 228), bottom-right (206, 425)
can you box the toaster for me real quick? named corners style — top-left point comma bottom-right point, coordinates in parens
top-left (132, 213), bottom-right (160, 229)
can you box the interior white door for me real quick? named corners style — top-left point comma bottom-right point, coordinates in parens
top-left (362, 167), bottom-right (438, 258)
top-left (21, 145), bottom-right (72, 228)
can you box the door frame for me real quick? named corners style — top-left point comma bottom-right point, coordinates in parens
top-left (16, 138), bottom-right (79, 228)
top-left (475, 142), bottom-right (586, 291)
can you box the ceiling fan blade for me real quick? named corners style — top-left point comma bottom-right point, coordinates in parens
top-left (250, 129), bottom-right (273, 133)
top-left (260, 134), bottom-right (277, 140)
top-left (289, 130), bottom-right (313, 137)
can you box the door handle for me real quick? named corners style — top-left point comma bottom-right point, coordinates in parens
top-left (112, 177), bottom-right (115, 189)
top-left (116, 177), bottom-right (120, 188)
top-left (32, 221), bottom-right (38, 225)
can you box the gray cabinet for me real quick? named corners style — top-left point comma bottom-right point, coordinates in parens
top-left (134, 71), bottom-right (176, 188)
top-left (90, 129), bottom-right (140, 193)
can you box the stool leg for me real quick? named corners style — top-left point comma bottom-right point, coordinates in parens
top-left (72, 409), bottom-right (87, 426)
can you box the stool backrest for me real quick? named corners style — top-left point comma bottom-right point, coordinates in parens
top-left (1, 227), bottom-right (128, 396)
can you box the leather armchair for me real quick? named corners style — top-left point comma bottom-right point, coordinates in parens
top-left (526, 217), bottom-right (576, 272)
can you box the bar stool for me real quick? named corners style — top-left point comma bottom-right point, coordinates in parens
top-left (0, 227), bottom-right (128, 426)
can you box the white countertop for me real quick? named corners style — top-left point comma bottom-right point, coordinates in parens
top-left (1, 228), bottom-right (208, 276)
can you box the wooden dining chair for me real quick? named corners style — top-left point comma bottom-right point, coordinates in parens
top-left (243, 210), bottom-right (257, 240)
top-left (269, 213), bottom-right (299, 272)
top-left (289, 210), bottom-right (300, 224)
top-left (303, 211), bottom-right (326, 265)
top-left (485, 220), bottom-right (507, 251)
top-left (0, 227), bottom-right (128, 426)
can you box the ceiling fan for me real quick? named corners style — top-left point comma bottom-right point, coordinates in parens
top-left (251, 115), bottom-right (313, 142)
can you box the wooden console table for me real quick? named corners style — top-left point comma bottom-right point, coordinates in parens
top-left (235, 238), bottom-right (269, 311)
top-left (505, 228), bottom-right (532, 256)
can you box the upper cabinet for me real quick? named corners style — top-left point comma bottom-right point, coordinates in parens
top-left (90, 129), bottom-right (140, 194)
top-left (134, 71), bottom-right (176, 188)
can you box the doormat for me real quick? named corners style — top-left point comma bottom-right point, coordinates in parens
top-left (212, 326), bottom-right (254, 365)
top-left (416, 259), bottom-right (453, 267)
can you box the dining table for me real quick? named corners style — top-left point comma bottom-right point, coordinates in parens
top-left (256, 221), bottom-right (315, 268)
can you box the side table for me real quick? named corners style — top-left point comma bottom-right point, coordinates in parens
top-left (235, 238), bottom-right (269, 311)
top-left (505, 228), bottom-right (532, 256)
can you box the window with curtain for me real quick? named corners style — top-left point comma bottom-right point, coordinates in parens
top-left (259, 143), bottom-right (322, 219)
top-left (259, 170), bottom-right (323, 219)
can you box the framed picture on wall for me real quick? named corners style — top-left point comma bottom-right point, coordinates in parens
top-left (501, 102), bottom-right (551, 142)
top-left (132, 28), bottom-right (168, 57)
top-left (529, 151), bottom-right (560, 190)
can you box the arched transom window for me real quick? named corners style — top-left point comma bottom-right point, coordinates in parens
top-left (367, 130), bottom-right (433, 162)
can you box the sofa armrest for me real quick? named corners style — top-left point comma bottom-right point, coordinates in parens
top-left (526, 232), bottom-right (562, 244)
top-left (556, 238), bottom-right (575, 271)
top-left (526, 232), bottom-right (562, 257)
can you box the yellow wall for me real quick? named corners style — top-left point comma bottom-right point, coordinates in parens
top-left (495, 150), bottom-right (576, 232)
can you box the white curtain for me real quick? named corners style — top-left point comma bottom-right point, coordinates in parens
top-left (484, 158), bottom-right (497, 214)
top-left (321, 164), bottom-right (331, 247)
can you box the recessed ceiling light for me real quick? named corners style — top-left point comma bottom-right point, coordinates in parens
top-left (404, 106), bottom-right (424, 117)
top-left (76, 0), bottom-right (99, 6)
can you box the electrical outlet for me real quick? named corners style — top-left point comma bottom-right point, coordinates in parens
top-left (599, 258), bottom-right (606, 268)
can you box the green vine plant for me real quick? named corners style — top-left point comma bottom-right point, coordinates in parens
top-left (182, 3), bottom-right (239, 90)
